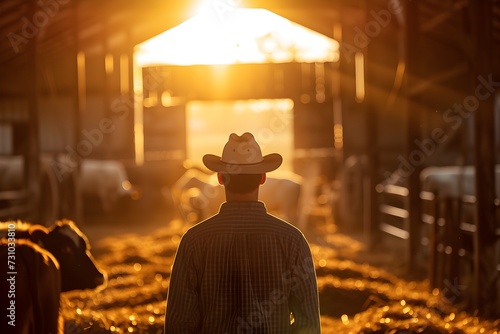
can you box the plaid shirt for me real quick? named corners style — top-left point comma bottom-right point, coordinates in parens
top-left (165, 201), bottom-right (321, 334)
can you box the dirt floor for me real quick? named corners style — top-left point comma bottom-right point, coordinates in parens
top-left (61, 197), bottom-right (500, 334)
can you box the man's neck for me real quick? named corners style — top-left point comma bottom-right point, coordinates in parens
top-left (224, 189), bottom-right (259, 202)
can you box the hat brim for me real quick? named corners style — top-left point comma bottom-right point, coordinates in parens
top-left (203, 153), bottom-right (283, 174)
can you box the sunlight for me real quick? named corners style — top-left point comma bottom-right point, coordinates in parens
top-left (135, 8), bottom-right (339, 66)
top-left (354, 52), bottom-right (365, 103)
top-left (186, 99), bottom-right (294, 171)
top-left (132, 7), bottom-right (339, 166)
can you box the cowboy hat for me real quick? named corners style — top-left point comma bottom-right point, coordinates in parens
top-left (203, 132), bottom-right (282, 174)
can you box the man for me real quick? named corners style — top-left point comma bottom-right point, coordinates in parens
top-left (165, 132), bottom-right (321, 333)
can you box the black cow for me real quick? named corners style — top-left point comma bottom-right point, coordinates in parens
top-left (0, 220), bottom-right (107, 333)
top-left (1, 238), bottom-right (61, 334)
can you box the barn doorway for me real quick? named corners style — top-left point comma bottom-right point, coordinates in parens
top-left (186, 98), bottom-right (294, 172)
top-left (133, 7), bottom-right (339, 169)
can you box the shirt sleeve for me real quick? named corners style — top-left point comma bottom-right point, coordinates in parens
top-left (288, 236), bottom-right (321, 334)
top-left (164, 234), bottom-right (201, 334)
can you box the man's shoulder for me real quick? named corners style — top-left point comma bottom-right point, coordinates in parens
top-left (263, 213), bottom-right (305, 236)
top-left (182, 211), bottom-right (305, 241)
top-left (180, 214), bottom-right (226, 239)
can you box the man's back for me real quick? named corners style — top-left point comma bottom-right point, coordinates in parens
top-left (165, 201), bottom-right (320, 334)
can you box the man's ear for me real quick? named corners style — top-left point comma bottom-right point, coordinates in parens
top-left (217, 173), bottom-right (224, 185)
top-left (260, 173), bottom-right (266, 185)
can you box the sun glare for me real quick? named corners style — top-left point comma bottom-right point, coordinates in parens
top-left (135, 8), bottom-right (339, 66)
top-left (133, 7), bottom-right (339, 166)
top-left (186, 99), bottom-right (295, 171)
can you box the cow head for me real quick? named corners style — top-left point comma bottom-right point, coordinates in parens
top-left (37, 220), bottom-right (107, 292)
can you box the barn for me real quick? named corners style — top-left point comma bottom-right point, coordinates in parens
top-left (0, 0), bottom-right (499, 329)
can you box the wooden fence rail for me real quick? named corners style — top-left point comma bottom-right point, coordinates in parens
top-left (376, 183), bottom-right (500, 312)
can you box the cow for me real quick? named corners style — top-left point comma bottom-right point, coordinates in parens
top-left (420, 165), bottom-right (500, 198)
top-left (419, 164), bottom-right (500, 238)
top-left (259, 171), bottom-right (304, 226)
top-left (0, 155), bottom-right (23, 191)
top-left (172, 168), bottom-right (304, 226)
top-left (0, 220), bottom-right (107, 333)
top-left (0, 156), bottom-right (135, 223)
top-left (0, 220), bottom-right (107, 292)
top-left (80, 159), bottom-right (134, 213)
top-left (1, 238), bottom-right (61, 334)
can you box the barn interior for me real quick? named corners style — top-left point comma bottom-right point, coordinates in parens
top-left (1, 0), bottom-right (499, 329)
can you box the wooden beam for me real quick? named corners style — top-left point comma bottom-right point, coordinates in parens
top-left (407, 63), bottom-right (470, 97)
top-left (245, 0), bottom-right (344, 10)
top-left (419, 0), bottom-right (468, 33)
top-left (470, 0), bottom-right (498, 316)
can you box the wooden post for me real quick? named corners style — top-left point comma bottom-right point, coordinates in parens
top-left (71, 1), bottom-right (83, 224)
top-left (26, 0), bottom-right (40, 223)
top-left (428, 192), bottom-right (439, 289)
top-left (365, 96), bottom-right (380, 248)
top-left (470, 0), bottom-right (497, 315)
top-left (447, 198), bottom-right (460, 294)
top-left (403, 0), bottom-right (423, 273)
top-left (360, 0), bottom-right (381, 249)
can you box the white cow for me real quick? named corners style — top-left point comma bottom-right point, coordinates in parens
top-left (419, 164), bottom-right (500, 230)
top-left (0, 156), bottom-right (133, 221)
top-left (260, 171), bottom-right (304, 226)
top-left (420, 165), bottom-right (500, 198)
top-left (0, 155), bottom-right (23, 191)
top-left (0, 155), bottom-right (61, 225)
top-left (172, 169), bottom-right (303, 226)
top-left (80, 159), bottom-right (133, 212)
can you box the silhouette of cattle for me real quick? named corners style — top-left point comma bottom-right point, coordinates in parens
top-left (81, 159), bottom-right (134, 213)
top-left (0, 220), bottom-right (107, 334)
top-left (420, 165), bottom-right (500, 198)
top-left (1, 238), bottom-right (61, 334)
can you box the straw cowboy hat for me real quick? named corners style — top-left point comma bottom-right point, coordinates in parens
top-left (203, 132), bottom-right (282, 174)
